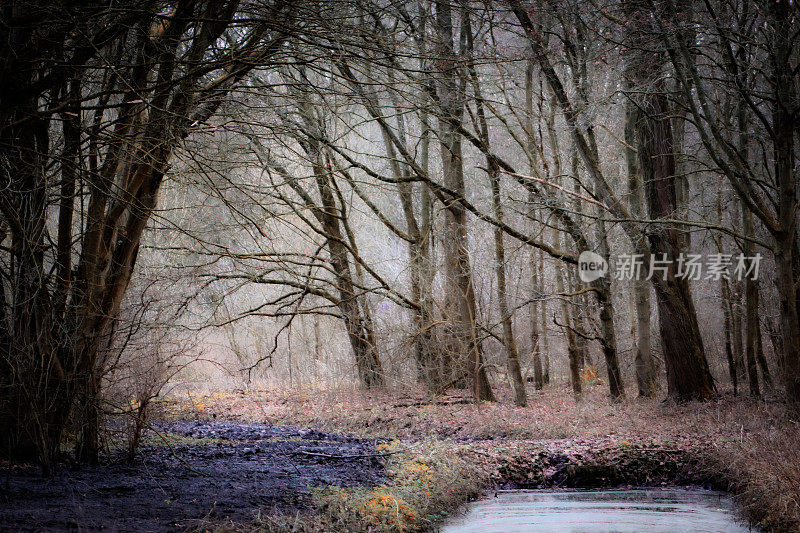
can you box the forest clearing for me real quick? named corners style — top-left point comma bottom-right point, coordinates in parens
top-left (2, 0), bottom-right (799, 530)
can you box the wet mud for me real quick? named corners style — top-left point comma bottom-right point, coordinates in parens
top-left (0, 421), bottom-right (385, 532)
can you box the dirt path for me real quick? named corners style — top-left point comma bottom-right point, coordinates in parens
top-left (0, 421), bottom-right (385, 532)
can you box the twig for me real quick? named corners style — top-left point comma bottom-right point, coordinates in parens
top-left (553, 313), bottom-right (604, 344)
top-left (500, 169), bottom-right (609, 210)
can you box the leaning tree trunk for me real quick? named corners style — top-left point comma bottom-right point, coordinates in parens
top-left (623, 0), bottom-right (715, 400)
top-left (638, 92), bottom-right (715, 400)
top-left (292, 97), bottom-right (385, 390)
top-left (317, 172), bottom-right (384, 389)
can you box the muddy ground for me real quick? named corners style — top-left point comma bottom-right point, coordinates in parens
top-left (1, 389), bottom-right (796, 532)
top-left (0, 420), bottom-right (714, 533)
top-left (0, 421), bottom-right (385, 532)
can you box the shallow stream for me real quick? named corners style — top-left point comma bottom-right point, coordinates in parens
top-left (440, 487), bottom-right (753, 532)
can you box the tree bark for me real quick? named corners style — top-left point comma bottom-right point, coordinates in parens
top-left (540, 249), bottom-right (551, 385)
top-left (743, 208), bottom-right (760, 397)
top-left (770, 0), bottom-right (800, 406)
top-left (555, 232), bottom-right (582, 398)
top-left (721, 276), bottom-right (738, 395)
top-left (492, 175), bottom-right (527, 406)
top-left (755, 315), bottom-right (773, 387)
top-left (315, 165), bottom-right (384, 389)
top-left (596, 215), bottom-right (625, 399)
top-left (292, 103), bottom-right (385, 389)
top-left (434, 0), bottom-right (493, 401)
top-left (625, 101), bottom-right (657, 397)
top-left (638, 92), bottom-right (715, 400)
top-left (524, 61), bottom-right (544, 392)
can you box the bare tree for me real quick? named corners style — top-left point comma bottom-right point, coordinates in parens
top-left (0, 0), bottom-right (298, 470)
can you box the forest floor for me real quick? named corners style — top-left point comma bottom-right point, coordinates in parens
top-left (2, 384), bottom-right (799, 532)
top-left (0, 421), bottom-right (384, 531)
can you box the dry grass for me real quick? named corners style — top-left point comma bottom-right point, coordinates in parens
top-left (158, 384), bottom-right (800, 531)
top-left (202, 439), bottom-right (487, 533)
top-left (310, 439), bottom-right (487, 532)
top-left (702, 430), bottom-right (800, 530)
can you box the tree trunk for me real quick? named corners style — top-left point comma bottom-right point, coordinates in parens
top-left (318, 175), bottom-right (384, 389)
top-left (596, 215), bottom-right (625, 399)
top-left (383, 88), bottom-right (438, 390)
top-left (755, 316), bottom-right (773, 387)
top-left (743, 203), bottom-right (760, 397)
top-left (638, 92), bottom-right (715, 400)
top-left (76, 370), bottom-right (101, 464)
top-left (721, 276), bottom-right (738, 395)
top-left (468, 22), bottom-right (525, 405)
top-left (434, 0), bottom-right (493, 401)
top-left (770, 0), bottom-right (800, 406)
top-left (529, 202), bottom-right (544, 391)
top-left (623, 7), bottom-right (716, 399)
top-left (555, 232), bottom-right (582, 397)
top-left (714, 184), bottom-right (738, 394)
top-left (492, 175), bottom-right (527, 406)
top-left (730, 205), bottom-right (746, 383)
top-left (529, 267), bottom-right (544, 390)
top-left (625, 101), bottom-right (657, 397)
top-left (524, 62), bottom-right (544, 392)
top-left (290, 98), bottom-right (386, 390)
top-left (540, 249), bottom-right (551, 385)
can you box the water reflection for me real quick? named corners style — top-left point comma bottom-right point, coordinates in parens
top-left (440, 488), bottom-right (754, 532)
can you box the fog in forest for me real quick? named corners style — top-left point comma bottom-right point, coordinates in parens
top-left (1, 0), bottom-right (798, 530)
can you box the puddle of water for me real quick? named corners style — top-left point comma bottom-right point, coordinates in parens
top-left (440, 487), bottom-right (754, 532)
